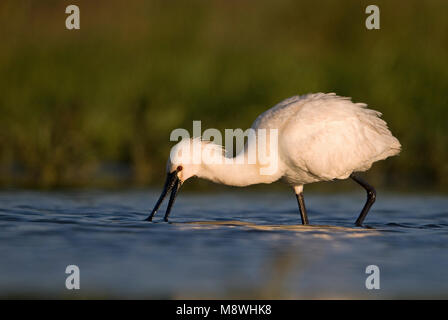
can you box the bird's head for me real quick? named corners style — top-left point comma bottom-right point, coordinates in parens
top-left (166, 138), bottom-right (203, 183)
top-left (146, 138), bottom-right (220, 221)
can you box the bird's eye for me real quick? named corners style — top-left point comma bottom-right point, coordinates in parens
top-left (177, 165), bottom-right (183, 171)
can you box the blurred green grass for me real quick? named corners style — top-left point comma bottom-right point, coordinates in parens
top-left (0, 0), bottom-right (447, 190)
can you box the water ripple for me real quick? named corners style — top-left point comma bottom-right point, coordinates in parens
top-left (0, 190), bottom-right (447, 299)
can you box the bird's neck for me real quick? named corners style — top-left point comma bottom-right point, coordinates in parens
top-left (197, 147), bottom-right (282, 187)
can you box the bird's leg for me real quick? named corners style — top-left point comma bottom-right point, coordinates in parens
top-left (296, 193), bottom-right (309, 225)
top-left (350, 173), bottom-right (376, 226)
top-left (294, 186), bottom-right (309, 225)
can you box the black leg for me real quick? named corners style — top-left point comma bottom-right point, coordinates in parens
top-left (350, 173), bottom-right (376, 226)
top-left (295, 192), bottom-right (309, 225)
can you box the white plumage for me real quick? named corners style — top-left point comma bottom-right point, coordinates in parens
top-left (252, 93), bottom-right (401, 185)
top-left (147, 93), bottom-right (401, 226)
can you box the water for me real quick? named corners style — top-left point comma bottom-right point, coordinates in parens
top-left (0, 190), bottom-right (447, 299)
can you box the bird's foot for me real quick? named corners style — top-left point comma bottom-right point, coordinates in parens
top-left (355, 223), bottom-right (374, 229)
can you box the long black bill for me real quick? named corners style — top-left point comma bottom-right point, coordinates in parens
top-left (145, 171), bottom-right (179, 221)
top-left (163, 178), bottom-right (181, 222)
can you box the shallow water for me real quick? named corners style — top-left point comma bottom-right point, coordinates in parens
top-left (0, 190), bottom-right (447, 299)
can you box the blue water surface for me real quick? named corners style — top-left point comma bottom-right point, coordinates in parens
top-left (0, 190), bottom-right (447, 298)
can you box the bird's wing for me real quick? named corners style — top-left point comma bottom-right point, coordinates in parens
top-left (251, 93), bottom-right (339, 130)
top-left (279, 94), bottom-right (401, 182)
top-left (252, 94), bottom-right (307, 130)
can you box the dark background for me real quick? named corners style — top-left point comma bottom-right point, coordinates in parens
top-left (1, 0), bottom-right (447, 190)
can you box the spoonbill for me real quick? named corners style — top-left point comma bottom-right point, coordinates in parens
top-left (146, 93), bottom-right (401, 226)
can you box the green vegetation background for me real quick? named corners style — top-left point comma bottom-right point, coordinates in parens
top-left (1, 0), bottom-right (447, 190)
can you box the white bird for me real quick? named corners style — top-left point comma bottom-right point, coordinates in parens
top-left (146, 93), bottom-right (401, 226)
